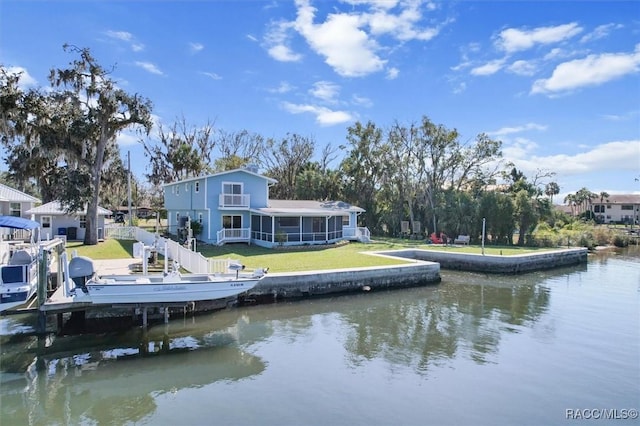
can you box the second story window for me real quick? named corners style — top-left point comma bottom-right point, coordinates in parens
top-left (195, 181), bottom-right (200, 193)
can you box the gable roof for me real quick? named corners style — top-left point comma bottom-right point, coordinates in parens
top-left (162, 167), bottom-right (278, 187)
top-left (26, 201), bottom-right (112, 216)
top-left (253, 199), bottom-right (365, 216)
top-left (0, 183), bottom-right (40, 203)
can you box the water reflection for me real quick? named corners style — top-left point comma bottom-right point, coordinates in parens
top-left (1, 324), bottom-right (265, 425)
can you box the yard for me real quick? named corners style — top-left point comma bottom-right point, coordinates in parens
top-left (65, 238), bottom-right (553, 273)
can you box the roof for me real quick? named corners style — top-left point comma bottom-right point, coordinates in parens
top-left (252, 199), bottom-right (365, 216)
top-left (597, 194), bottom-right (640, 204)
top-left (0, 183), bottom-right (40, 203)
top-left (26, 201), bottom-right (112, 216)
top-left (162, 167), bottom-right (278, 187)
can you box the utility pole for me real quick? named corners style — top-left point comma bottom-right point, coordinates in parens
top-left (127, 151), bottom-right (132, 226)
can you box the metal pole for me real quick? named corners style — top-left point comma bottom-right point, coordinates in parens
top-left (481, 217), bottom-right (486, 256)
top-left (127, 151), bottom-right (132, 226)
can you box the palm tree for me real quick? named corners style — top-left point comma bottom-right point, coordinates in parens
top-left (564, 193), bottom-right (577, 216)
top-left (545, 182), bottom-right (560, 204)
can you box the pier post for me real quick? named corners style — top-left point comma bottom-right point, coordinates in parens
top-left (142, 307), bottom-right (148, 328)
top-left (164, 307), bottom-right (169, 324)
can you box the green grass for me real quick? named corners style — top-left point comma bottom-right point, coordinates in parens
top-left (63, 237), bottom-right (559, 272)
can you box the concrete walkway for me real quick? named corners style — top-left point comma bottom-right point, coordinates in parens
top-left (92, 258), bottom-right (137, 275)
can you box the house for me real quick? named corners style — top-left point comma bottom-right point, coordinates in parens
top-left (591, 194), bottom-right (640, 225)
top-left (26, 201), bottom-right (112, 241)
top-left (163, 167), bottom-right (370, 248)
top-left (0, 183), bottom-right (41, 240)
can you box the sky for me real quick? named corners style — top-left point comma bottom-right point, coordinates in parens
top-left (1, 0), bottom-right (639, 202)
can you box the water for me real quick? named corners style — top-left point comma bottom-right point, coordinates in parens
top-left (1, 248), bottom-right (639, 425)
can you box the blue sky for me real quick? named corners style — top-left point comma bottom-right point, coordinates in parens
top-left (2, 0), bottom-right (639, 201)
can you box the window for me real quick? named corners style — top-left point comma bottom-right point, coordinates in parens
top-left (10, 203), bottom-right (20, 217)
top-left (223, 215), bottom-right (242, 228)
top-left (176, 185), bottom-right (180, 195)
top-left (223, 182), bottom-right (242, 195)
top-left (621, 205), bottom-right (633, 210)
top-left (342, 216), bottom-right (350, 227)
top-left (41, 216), bottom-right (51, 229)
top-left (195, 181), bottom-right (200, 193)
top-left (198, 213), bottom-right (203, 223)
top-left (79, 215), bottom-right (86, 229)
top-left (313, 217), bottom-right (324, 233)
top-left (594, 205), bottom-right (604, 213)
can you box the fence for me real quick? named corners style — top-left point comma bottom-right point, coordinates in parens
top-left (104, 225), bottom-right (234, 274)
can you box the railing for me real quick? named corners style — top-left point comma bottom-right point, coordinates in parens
top-left (219, 194), bottom-right (250, 208)
top-left (105, 225), bottom-right (234, 274)
top-left (216, 228), bottom-right (251, 244)
top-left (343, 226), bottom-right (371, 242)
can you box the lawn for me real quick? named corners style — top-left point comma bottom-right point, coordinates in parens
top-left (63, 237), bottom-right (554, 273)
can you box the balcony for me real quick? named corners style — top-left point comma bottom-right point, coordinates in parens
top-left (217, 228), bottom-right (250, 245)
top-left (219, 193), bottom-right (250, 208)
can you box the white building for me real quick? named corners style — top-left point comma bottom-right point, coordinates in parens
top-left (592, 194), bottom-right (640, 225)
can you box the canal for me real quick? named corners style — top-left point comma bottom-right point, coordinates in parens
top-left (1, 247), bottom-right (638, 425)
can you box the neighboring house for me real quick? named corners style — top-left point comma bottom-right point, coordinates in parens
top-left (0, 183), bottom-right (41, 240)
top-left (26, 201), bottom-right (112, 241)
top-left (163, 167), bottom-right (370, 248)
top-left (591, 194), bottom-right (640, 225)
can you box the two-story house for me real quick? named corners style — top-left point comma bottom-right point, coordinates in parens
top-left (592, 194), bottom-right (640, 225)
top-left (163, 167), bottom-right (370, 248)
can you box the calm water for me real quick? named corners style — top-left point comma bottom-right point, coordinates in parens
top-left (1, 248), bottom-right (639, 426)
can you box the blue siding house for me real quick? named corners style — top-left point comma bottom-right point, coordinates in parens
top-left (163, 167), bottom-right (370, 248)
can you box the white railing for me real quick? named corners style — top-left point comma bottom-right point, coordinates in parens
top-left (105, 225), bottom-right (235, 274)
top-left (343, 226), bottom-right (371, 242)
top-left (216, 228), bottom-right (251, 244)
top-left (219, 193), bottom-right (250, 208)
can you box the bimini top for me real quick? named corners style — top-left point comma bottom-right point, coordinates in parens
top-left (0, 216), bottom-right (40, 230)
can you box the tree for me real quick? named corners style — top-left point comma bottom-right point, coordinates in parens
top-left (544, 182), bottom-right (560, 204)
top-left (2, 47), bottom-right (153, 244)
top-left (142, 116), bottom-right (215, 187)
top-left (213, 129), bottom-right (265, 171)
top-left (263, 133), bottom-right (315, 200)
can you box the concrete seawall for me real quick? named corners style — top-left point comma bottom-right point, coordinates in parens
top-left (377, 247), bottom-right (588, 274)
top-left (246, 261), bottom-right (441, 301)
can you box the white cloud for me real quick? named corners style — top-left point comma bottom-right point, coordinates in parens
top-left (5, 66), bottom-right (38, 89)
top-left (496, 23), bottom-right (583, 53)
top-left (116, 131), bottom-right (139, 146)
top-left (508, 60), bottom-right (537, 76)
top-left (265, 20), bottom-right (303, 62)
top-left (282, 101), bottom-right (353, 126)
top-left (105, 30), bottom-right (145, 52)
top-left (135, 61), bottom-right (164, 76)
top-left (504, 140), bottom-right (640, 176)
top-left (189, 42), bottom-right (204, 53)
top-left (352, 94), bottom-right (373, 108)
top-left (268, 81), bottom-right (294, 94)
top-left (309, 81), bottom-right (340, 102)
top-left (531, 45), bottom-right (640, 95)
top-left (294, 0), bottom-right (385, 77)
top-left (263, 0), bottom-right (445, 78)
top-left (471, 58), bottom-right (506, 76)
top-left (200, 71), bottom-right (222, 80)
top-left (580, 23), bottom-right (624, 43)
top-left (488, 123), bottom-right (548, 137)
top-left (386, 67), bottom-right (399, 79)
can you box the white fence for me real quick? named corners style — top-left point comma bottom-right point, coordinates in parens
top-left (105, 225), bottom-right (234, 274)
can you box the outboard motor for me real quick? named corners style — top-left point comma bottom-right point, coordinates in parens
top-left (68, 256), bottom-right (95, 294)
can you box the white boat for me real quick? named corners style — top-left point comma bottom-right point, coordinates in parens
top-left (0, 216), bottom-right (42, 312)
top-left (64, 256), bottom-right (265, 305)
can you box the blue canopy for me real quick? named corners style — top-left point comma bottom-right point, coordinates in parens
top-left (0, 216), bottom-right (40, 230)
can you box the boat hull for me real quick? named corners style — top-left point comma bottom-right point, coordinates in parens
top-left (73, 274), bottom-right (260, 305)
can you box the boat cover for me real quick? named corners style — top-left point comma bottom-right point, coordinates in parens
top-left (0, 216), bottom-right (40, 230)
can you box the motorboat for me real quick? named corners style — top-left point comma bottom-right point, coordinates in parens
top-left (63, 255), bottom-right (265, 305)
top-left (0, 216), bottom-right (42, 312)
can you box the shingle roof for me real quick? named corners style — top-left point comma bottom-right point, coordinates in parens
top-left (0, 183), bottom-right (40, 203)
top-left (26, 201), bottom-right (112, 216)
